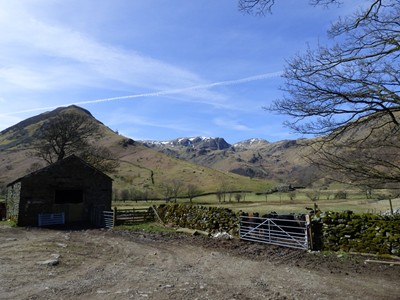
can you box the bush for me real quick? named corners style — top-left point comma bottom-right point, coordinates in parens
top-left (334, 190), bottom-right (347, 199)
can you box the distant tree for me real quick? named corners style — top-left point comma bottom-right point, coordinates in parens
top-left (160, 179), bottom-right (183, 203)
top-left (160, 182), bottom-right (173, 202)
top-left (187, 184), bottom-right (201, 203)
top-left (119, 189), bottom-right (130, 202)
top-left (360, 186), bottom-right (373, 199)
top-left (34, 112), bottom-right (119, 173)
top-left (243, 0), bottom-right (400, 188)
top-left (234, 193), bottom-right (242, 203)
top-left (334, 190), bottom-right (347, 200)
top-left (288, 191), bottom-right (296, 201)
top-left (170, 179), bottom-right (183, 203)
top-left (216, 191), bottom-right (223, 203)
top-left (217, 180), bottom-right (230, 202)
top-left (305, 189), bottom-right (320, 202)
top-left (275, 184), bottom-right (290, 202)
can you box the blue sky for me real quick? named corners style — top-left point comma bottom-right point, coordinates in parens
top-left (0, 0), bottom-right (362, 143)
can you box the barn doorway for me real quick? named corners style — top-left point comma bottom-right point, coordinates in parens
top-left (55, 190), bottom-right (84, 204)
top-left (54, 189), bottom-right (85, 223)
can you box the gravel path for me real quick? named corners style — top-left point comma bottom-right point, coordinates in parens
top-left (0, 225), bottom-right (399, 300)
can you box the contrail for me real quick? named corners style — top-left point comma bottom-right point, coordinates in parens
top-left (3, 71), bottom-right (282, 116)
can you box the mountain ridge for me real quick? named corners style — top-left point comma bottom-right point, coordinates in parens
top-left (140, 135), bottom-right (311, 183)
top-left (4, 105), bottom-right (393, 194)
top-left (0, 106), bottom-right (272, 196)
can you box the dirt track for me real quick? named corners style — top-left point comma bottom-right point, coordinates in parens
top-left (0, 225), bottom-right (399, 300)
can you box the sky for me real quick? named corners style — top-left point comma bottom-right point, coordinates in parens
top-left (0, 0), bottom-right (363, 144)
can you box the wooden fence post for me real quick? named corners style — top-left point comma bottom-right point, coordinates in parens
top-left (389, 198), bottom-right (394, 215)
top-left (306, 214), bottom-right (313, 250)
top-left (152, 205), bottom-right (164, 225)
top-left (113, 206), bottom-right (117, 226)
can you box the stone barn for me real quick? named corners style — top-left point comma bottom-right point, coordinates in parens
top-left (6, 155), bottom-right (112, 227)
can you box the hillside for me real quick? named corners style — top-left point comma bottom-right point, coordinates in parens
top-left (142, 136), bottom-right (319, 185)
top-left (0, 106), bottom-right (271, 197)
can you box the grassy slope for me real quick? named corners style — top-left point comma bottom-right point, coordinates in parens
top-left (0, 106), bottom-right (273, 196)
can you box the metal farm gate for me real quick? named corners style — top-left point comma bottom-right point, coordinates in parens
top-left (102, 211), bottom-right (114, 229)
top-left (239, 215), bottom-right (309, 250)
top-left (100, 207), bottom-right (156, 229)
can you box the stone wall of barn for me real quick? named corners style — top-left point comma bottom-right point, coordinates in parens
top-left (5, 181), bottom-right (21, 222)
top-left (9, 157), bottom-right (112, 226)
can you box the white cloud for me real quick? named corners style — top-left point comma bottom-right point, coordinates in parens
top-left (213, 117), bottom-right (251, 131)
top-left (0, 0), bottom-right (298, 142)
top-left (0, 1), bottom-right (207, 95)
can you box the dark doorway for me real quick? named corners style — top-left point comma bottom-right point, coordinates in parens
top-left (55, 190), bottom-right (84, 204)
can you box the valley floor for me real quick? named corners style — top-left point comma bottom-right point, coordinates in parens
top-left (0, 225), bottom-right (399, 300)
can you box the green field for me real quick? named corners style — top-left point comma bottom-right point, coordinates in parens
top-left (113, 188), bottom-right (400, 215)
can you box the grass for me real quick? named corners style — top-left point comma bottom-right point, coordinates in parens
top-left (113, 189), bottom-right (400, 215)
top-left (0, 219), bottom-right (17, 227)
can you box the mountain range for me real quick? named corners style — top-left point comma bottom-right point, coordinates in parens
top-left (1, 106), bottom-right (285, 197)
top-left (142, 136), bottom-right (317, 185)
top-left (0, 105), bottom-right (351, 198)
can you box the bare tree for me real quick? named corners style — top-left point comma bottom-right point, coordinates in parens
top-left (80, 145), bottom-right (120, 173)
top-left (187, 184), bottom-right (201, 203)
top-left (306, 123), bottom-right (400, 188)
top-left (306, 189), bottom-right (320, 202)
top-left (119, 189), bottom-right (130, 202)
top-left (170, 179), bottom-right (183, 203)
top-left (272, 1), bottom-right (400, 137)
top-left (34, 112), bottom-right (119, 173)
top-left (35, 112), bottom-right (99, 164)
top-left (244, 0), bottom-right (400, 188)
top-left (160, 182), bottom-right (173, 202)
top-left (217, 180), bottom-right (230, 202)
top-left (160, 179), bottom-right (183, 203)
top-left (288, 191), bottom-right (296, 201)
top-left (234, 193), bottom-right (242, 203)
top-left (239, 0), bottom-right (342, 15)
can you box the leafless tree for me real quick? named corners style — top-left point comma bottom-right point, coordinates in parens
top-left (187, 184), bottom-right (201, 203)
top-left (160, 182), bottom-right (173, 202)
top-left (272, 1), bottom-right (400, 137)
top-left (35, 112), bottom-right (99, 164)
top-left (160, 179), bottom-right (183, 203)
top-left (170, 179), bottom-right (183, 203)
top-left (235, 193), bottom-right (242, 203)
top-left (119, 189), bottom-right (130, 202)
top-left (245, 0), bottom-right (400, 188)
top-left (34, 112), bottom-right (119, 173)
top-left (80, 145), bottom-right (120, 173)
top-left (288, 191), bottom-right (296, 201)
top-left (239, 0), bottom-right (342, 15)
top-left (306, 189), bottom-right (320, 202)
top-left (217, 180), bottom-right (230, 202)
top-left (307, 117), bottom-right (400, 188)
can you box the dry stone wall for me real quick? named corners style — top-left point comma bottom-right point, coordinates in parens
top-left (315, 211), bottom-right (400, 256)
top-left (156, 204), bottom-right (400, 257)
top-left (156, 204), bottom-right (240, 235)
